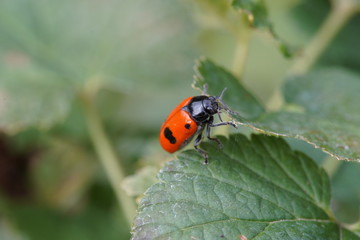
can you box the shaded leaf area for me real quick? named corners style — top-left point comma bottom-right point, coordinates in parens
top-left (290, 0), bottom-right (329, 35)
top-left (1, 204), bottom-right (130, 240)
top-left (291, 0), bottom-right (360, 73)
top-left (132, 134), bottom-right (359, 239)
top-left (195, 58), bottom-right (360, 162)
top-left (332, 161), bottom-right (360, 223)
top-left (319, 14), bottom-right (360, 74)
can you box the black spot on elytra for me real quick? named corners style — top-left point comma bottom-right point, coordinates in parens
top-left (184, 123), bottom-right (191, 129)
top-left (164, 127), bottom-right (176, 144)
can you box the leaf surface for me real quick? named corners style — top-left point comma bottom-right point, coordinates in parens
top-left (250, 68), bottom-right (360, 161)
top-left (0, 66), bottom-right (74, 133)
top-left (0, 0), bottom-right (194, 132)
top-left (132, 134), bottom-right (358, 239)
top-left (194, 58), bottom-right (360, 162)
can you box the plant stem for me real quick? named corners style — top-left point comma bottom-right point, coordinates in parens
top-left (81, 85), bottom-right (136, 229)
top-left (231, 30), bottom-right (252, 78)
top-left (290, 0), bottom-right (359, 74)
top-left (269, 0), bottom-right (359, 110)
top-left (230, 14), bottom-right (252, 79)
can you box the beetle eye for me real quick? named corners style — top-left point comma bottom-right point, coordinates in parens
top-left (203, 98), bottom-right (218, 114)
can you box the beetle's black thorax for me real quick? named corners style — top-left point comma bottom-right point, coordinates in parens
top-left (183, 96), bottom-right (219, 123)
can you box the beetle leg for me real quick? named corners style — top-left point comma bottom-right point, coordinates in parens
top-left (194, 131), bottom-right (209, 164)
top-left (217, 112), bottom-right (223, 122)
top-left (209, 120), bottom-right (238, 129)
top-left (217, 110), bottom-right (237, 129)
top-left (206, 116), bottom-right (223, 149)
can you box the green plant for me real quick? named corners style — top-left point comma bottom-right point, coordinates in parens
top-left (0, 0), bottom-right (359, 239)
top-left (132, 0), bottom-right (360, 239)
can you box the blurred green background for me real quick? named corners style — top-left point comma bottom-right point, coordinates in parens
top-left (0, 0), bottom-right (359, 239)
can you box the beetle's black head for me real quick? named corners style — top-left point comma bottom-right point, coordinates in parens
top-left (202, 96), bottom-right (219, 115)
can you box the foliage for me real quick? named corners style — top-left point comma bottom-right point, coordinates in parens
top-left (194, 59), bottom-right (360, 162)
top-left (133, 134), bottom-right (358, 239)
top-left (0, 0), bottom-right (359, 239)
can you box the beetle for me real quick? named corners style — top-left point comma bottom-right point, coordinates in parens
top-left (159, 85), bottom-right (237, 164)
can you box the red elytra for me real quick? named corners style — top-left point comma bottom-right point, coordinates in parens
top-left (159, 97), bottom-right (198, 153)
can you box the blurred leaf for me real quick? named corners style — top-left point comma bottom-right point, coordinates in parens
top-left (250, 68), bottom-right (360, 162)
top-left (190, 0), bottom-right (294, 58)
top-left (193, 58), bottom-right (265, 120)
top-left (331, 162), bottom-right (360, 223)
top-left (291, 0), bottom-right (329, 35)
top-left (32, 140), bottom-right (95, 209)
top-left (0, 64), bottom-right (74, 133)
top-left (121, 166), bottom-right (158, 198)
top-left (49, 101), bottom-right (90, 142)
top-left (0, 0), bottom-right (194, 85)
top-left (195, 59), bottom-right (360, 162)
top-left (232, 0), bottom-right (270, 28)
top-left (132, 134), bottom-right (360, 239)
top-left (0, 0), bottom-right (196, 133)
top-left (319, 14), bottom-right (360, 74)
top-left (231, 0), bottom-right (294, 57)
top-left (283, 69), bottom-right (360, 122)
top-left (6, 204), bottom-right (130, 240)
top-left (291, 0), bottom-right (360, 73)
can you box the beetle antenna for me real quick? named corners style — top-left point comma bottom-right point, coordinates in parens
top-left (216, 87), bottom-right (240, 117)
top-left (218, 87), bottom-right (227, 100)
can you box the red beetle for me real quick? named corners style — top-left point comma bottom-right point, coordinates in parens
top-left (159, 86), bottom-right (237, 163)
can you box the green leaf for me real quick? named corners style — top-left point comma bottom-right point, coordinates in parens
top-left (0, 0), bottom-right (194, 85)
top-left (132, 134), bottom-right (359, 239)
top-left (0, 65), bottom-right (74, 133)
top-left (319, 14), bottom-right (360, 74)
top-left (332, 161), bottom-right (360, 223)
top-left (249, 68), bottom-right (360, 162)
top-left (0, 0), bottom-right (194, 133)
top-left (121, 166), bottom-right (158, 197)
top-left (193, 58), bottom-right (265, 120)
top-left (232, 0), bottom-right (270, 28)
top-left (291, 0), bottom-right (360, 73)
top-left (194, 58), bottom-right (360, 162)
top-left (4, 204), bottom-right (130, 240)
